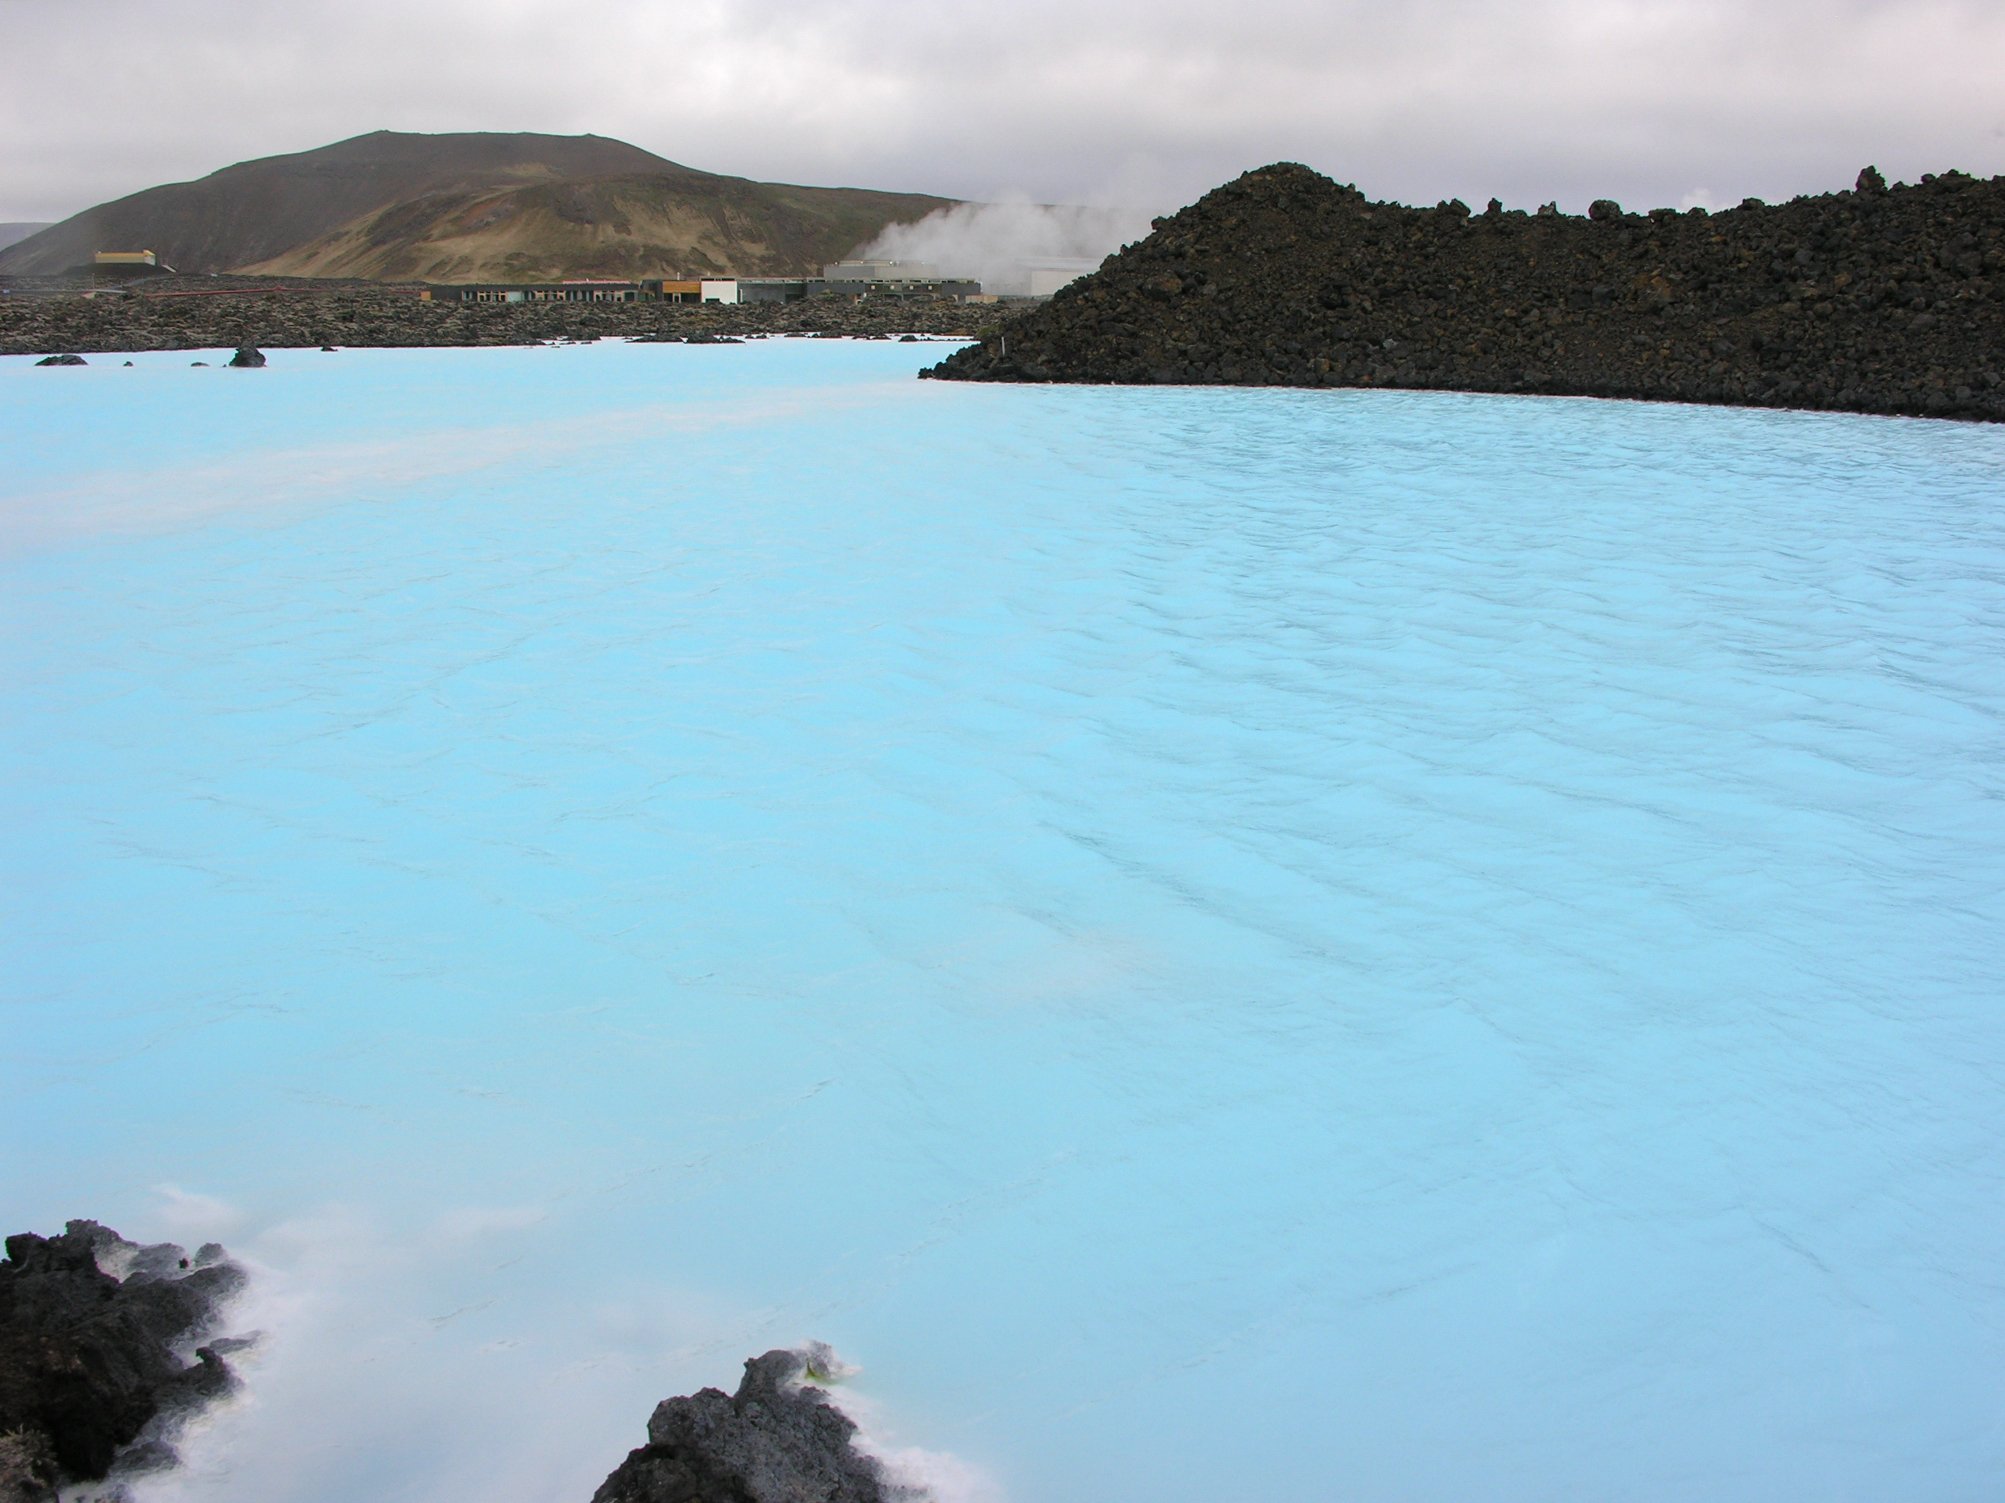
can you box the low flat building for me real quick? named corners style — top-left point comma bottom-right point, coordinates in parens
top-left (644, 280), bottom-right (704, 303)
top-left (823, 258), bottom-right (942, 283)
top-left (822, 276), bottom-right (981, 300)
top-left (737, 279), bottom-right (817, 303)
top-left (700, 279), bottom-right (832, 304)
top-left (457, 279), bottom-right (649, 303)
top-left (447, 270), bottom-right (982, 305)
top-left (90, 249), bottom-right (174, 279)
top-left (817, 263), bottom-right (981, 299)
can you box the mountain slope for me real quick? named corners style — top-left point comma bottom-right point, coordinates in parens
top-left (0, 131), bottom-right (955, 280)
top-left (0, 222), bottom-right (51, 253)
top-left (238, 173), bottom-right (956, 283)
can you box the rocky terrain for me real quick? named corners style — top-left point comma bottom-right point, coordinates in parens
top-left (925, 163), bottom-right (2004, 422)
top-left (0, 276), bottom-right (1009, 355)
top-left (0, 1221), bottom-right (248, 1502)
top-left (0, 1219), bottom-right (912, 1503)
top-left (593, 1345), bottom-right (920, 1503)
top-left (0, 131), bottom-right (954, 284)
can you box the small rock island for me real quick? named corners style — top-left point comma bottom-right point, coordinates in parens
top-left (594, 1345), bottom-right (923, 1503)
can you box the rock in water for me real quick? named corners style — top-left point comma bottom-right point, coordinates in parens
top-left (0, 1221), bottom-right (248, 1491)
top-left (227, 346), bottom-right (266, 367)
top-left (33, 353), bottom-right (85, 366)
top-left (592, 1347), bottom-right (920, 1503)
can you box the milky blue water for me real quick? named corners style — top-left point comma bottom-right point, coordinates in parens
top-left (4, 341), bottom-right (2004, 1503)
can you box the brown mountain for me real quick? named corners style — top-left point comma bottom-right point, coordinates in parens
top-left (0, 131), bottom-right (956, 282)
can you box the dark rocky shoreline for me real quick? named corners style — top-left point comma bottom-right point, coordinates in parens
top-left (2, 1218), bottom-right (921, 1503)
top-left (0, 278), bottom-right (1005, 358)
top-left (0, 1222), bottom-right (248, 1502)
top-left (924, 163), bottom-right (2004, 423)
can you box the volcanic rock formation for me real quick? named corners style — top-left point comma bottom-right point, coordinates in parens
top-left (592, 1346), bottom-right (921, 1503)
top-left (0, 1221), bottom-right (248, 1499)
top-left (0, 280), bottom-right (1002, 356)
top-left (925, 163), bottom-right (2004, 422)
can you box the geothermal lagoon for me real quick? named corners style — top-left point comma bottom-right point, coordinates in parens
top-left (4, 340), bottom-right (2004, 1503)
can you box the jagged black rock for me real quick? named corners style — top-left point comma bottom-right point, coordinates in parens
top-left (0, 1221), bottom-right (247, 1499)
top-left (592, 1347), bottom-right (918, 1503)
top-left (925, 162), bottom-right (2004, 422)
top-left (1, 284), bottom-right (1002, 356)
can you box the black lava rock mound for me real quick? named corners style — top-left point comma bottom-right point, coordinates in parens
top-left (0, 1220), bottom-right (249, 1497)
top-left (592, 1346), bottom-right (921, 1503)
top-left (925, 162), bottom-right (2005, 422)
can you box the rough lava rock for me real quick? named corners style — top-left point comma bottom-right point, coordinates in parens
top-left (0, 1430), bottom-right (58, 1503)
top-left (592, 1346), bottom-right (922, 1503)
top-left (33, 353), bottom-right (84, 366)
top-left (0, 1221), bottom-right (248, 1495)
top-left (925, 161), bottom-right (2005, 422)
top-left (227, 345), bottom-right (267, 367)
top-left (0, 279), bottom-right (1009, 358)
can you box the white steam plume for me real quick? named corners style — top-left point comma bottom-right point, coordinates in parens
top-left (855, 199), bottom-right (1154, 295)
top-left (123, 1197), bottom-right (1002, 1503)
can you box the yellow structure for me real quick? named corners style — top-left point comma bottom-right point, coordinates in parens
top-left (94, 250), bottom-right (158, 267)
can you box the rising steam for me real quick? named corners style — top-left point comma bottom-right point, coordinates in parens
top-left (856, 199), bottom-right (1154, 295)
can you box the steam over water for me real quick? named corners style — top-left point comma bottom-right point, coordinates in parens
top-left (854, 199), bottom-right (1150, 292)
top-left (4, 341), bottom-right (2004, 1503)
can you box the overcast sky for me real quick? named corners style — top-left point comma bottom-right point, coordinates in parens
top-left (3, 0), bottom-right (2002, 223)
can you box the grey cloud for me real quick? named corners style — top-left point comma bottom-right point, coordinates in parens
top-left (1, 0), bottom-right (2000, 223)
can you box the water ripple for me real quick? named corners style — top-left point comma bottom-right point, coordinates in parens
top-left (3, 344), bottom-right (2004, 1503)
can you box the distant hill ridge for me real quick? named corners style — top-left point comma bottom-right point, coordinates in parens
top-left (0, 131), bottom-right (957, 283)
